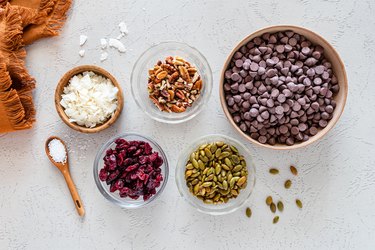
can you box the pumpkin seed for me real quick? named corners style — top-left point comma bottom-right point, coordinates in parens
top-left (204, 148), bottom-right (212, 158)
top-left (269, 168), bottom-right (279, 174)
top-left (192, 158), bottom-right (199, 169)
top-left (284, 180), bottom-right (292, 189)
top-left (296, 199), bottom-right (303, 208)
top-left (198, 160), bottom-right (205, 170)
top-left (277, 201), bottom-right (284, 212)
top-left (215, 148), bottom-right (222, 158)
top-left (290, 165), bottom-right (298, 176)
top-left (266, 196), bottom-right (273, 206)
top-left (270, 202), bottom-right (276, 213)
top-left (237, 176), bottom-right (247, 186)
top-left (224, 158), bottom-right (232, 168)
top-left (233, 165), bottom-right (243, 172)
top-left (245, 207), bottom-right (252, 218)
top-left (230, 145), bottom-right (238, 153)
top-left (184, 141), bottom-right (248, 204)
top-left (273, 216), bottom-right (279, 224)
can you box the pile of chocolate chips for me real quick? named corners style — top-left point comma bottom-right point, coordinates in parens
top-left (223, 30), bottom-right (340, 146)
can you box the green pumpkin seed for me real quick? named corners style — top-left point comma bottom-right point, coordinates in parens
top-left (233, 165), bottom-right (243, 172)
top-left (296, 199), bottom-right (303, 208)
top-left (210, 144), bottom-right (217, 154)
top-left (245, 207), bottom-right (252, 218)
top-left (204, 199), bottom-right (213, 204)
top-left (231, 155), bottom-right (240, 164)
top-left (277, 201), bottom-right (284, 212)
top-left (215, 164), bottom-right (221, 175)
top-left (224, 158), bottom-right (232, 168)
top-left (216, 141), bottom-right (224, 147)
top-left (219, 152), bottom-right (231, 159)
top-left (269, 168), bottom-right (279, 174)
top-left (284, 180), bottom-right (292, 189)
top-left (290, 165), bottom-right (298, 176)
top-left (185, 170), bottom-right (193, 178)
top-left (222, 180), bottom-right (228, 190)
top-left (190, 152), bottom-right (195, 162)
top-left (230, 145), bottom-right (238, 153)
top-left (193, 184), bottom-right (200, 194)
top-left (266, 196), bottom-right (273, 206)
top-left (273, 216), bottom-right (279, 224)
top-left (198, 160), bottom-right (205, 170)
top-left (204, 148), bottom-right (212, 158)
top-left (192, 158), bottom-right (199, 169)
top-left (221, 164), bottom-right (230, 171)
top-left (215, 148), bottom-right (222, 158)
top-left (237, 176), bottom-right (247, 186)
top-left (186, 163), bottom-right (193, 169)
top-left (270, 202), bottom-right (276, 213)
top-left (205, 174), bottom-right (214, 181)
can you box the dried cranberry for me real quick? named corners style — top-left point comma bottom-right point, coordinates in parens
top-left (99, 138), bottom-right (164, 201)
top-left (99, 169), bottom-right (108, 181)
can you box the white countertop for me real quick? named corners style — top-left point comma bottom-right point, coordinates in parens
top-left (1, 0), bottom-right (374, 249)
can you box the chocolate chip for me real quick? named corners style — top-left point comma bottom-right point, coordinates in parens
top-left (223, 30), bottom-right (339, 146)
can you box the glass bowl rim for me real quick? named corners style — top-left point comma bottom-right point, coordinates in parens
top-left (175, 134), bottom-right (256, 215)
top-left (130, 41), bottom-right (213, 124)
top-left (93, 132), bottom-right (169, 208)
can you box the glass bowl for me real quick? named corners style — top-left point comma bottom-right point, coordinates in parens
top-left (93, 133), bottom-right (169, 208)
top-left (131, 41), bottom-right (213, 124)
top-left (175, 134), bottom-right (256, 215)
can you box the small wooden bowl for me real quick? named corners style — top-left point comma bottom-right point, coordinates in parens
top-left (55, 65), bottom-right (124, 133)
top-left (219, 25), bottom-right (348, 150)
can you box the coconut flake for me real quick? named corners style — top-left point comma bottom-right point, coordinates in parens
top-left (79, 49), bottom-right (85, 57)
top-left (119, 22), bottom-right (128, 35)
top-left (100, 38), bottom-right (107, 49)
top-left (80, 35), bottom-right (88, 46)
top-left (109, 38), bottom-right (126, 53)
top-left (60, 71), bottom-right (118, 128)
top-left (100, 52), bottom-right (108, 62)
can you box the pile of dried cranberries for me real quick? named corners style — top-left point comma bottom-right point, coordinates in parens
top-left (99, 138), bottom-right (164, 201)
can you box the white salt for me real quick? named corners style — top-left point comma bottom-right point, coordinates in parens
top-left (48, 139), bottom-right (67, 163)
top-left (79, 35), bottom-right (88, 46)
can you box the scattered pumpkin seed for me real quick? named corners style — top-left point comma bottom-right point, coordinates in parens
top-left (290, 165), bottom-right (298, 176)
top-left (296, 199), bottom-right (303, 208)
top-left (277, 201), bottom-right (284, 212)
top-left (284, 179), bottom-right (292, 189)
top-left (266, 196), bottom-right (273, 206)
top-left (245, 207), bottom-right (252, 218)
top-left (269, 168), bottom-right (279, 174)
top-left (273, 216), bottom-right (279, 224)
top-left (270, 202), bottom-right (276, 213)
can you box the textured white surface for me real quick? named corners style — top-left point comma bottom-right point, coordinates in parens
top-left (1, 0), bottom-right (375, 249)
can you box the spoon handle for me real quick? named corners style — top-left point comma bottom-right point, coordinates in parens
top-left (63, 171), bottom-right (85, 217)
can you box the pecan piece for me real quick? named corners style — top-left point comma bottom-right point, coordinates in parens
top-left (171, 105), bottom-right (186, 113)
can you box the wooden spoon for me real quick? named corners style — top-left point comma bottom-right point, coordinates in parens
top-left (45, 136), bottom-right (85, 217)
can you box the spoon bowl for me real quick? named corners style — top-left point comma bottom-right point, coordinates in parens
top-left (45, 136), bottom-right (85, 217)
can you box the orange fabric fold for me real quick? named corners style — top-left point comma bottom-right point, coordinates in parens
top-left (0, 0), bottom-right (72, 133)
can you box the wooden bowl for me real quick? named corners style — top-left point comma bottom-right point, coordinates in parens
top-left (219, 25), bottom-right (348, 150)
top-left (55, 65), bottom-right (124, 133)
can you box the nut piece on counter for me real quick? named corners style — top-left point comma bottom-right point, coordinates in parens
top-left (148, 56), bottom-right (202, 113)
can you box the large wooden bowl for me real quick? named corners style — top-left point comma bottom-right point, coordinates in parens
top-left (55, 65), bottom-right (124, 133)
top-left (219, 25), bottom-right (348, 150)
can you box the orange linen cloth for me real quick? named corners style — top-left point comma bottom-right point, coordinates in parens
top-left (0, 0), bottom-right (72, 133)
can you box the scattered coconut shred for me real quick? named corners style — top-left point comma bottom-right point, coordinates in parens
top-left (78, 21), bottom-right (128, 61)
top-left (60, 72), bottom-right (118, 128)
top-left (48, 139), bottom-right (67, 164)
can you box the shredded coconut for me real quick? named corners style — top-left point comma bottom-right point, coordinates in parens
top-left (48, 139), bottom-right (67, 164)
top-left (60, 71), bottom-right (118, 128)
top-left (119, 22), bottom-right (128, 35)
